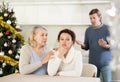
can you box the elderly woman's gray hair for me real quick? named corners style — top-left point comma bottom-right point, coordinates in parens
top-left (28, 26), bottom-right (47, 47)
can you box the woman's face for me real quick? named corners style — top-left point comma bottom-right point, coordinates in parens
top-left (34, 29), bottom-right (48, 47)
top-left (59, 33), bottom-right (73, 49)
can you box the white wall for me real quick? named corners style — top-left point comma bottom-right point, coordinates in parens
top-left (4, 1), bottom-right (110, 25)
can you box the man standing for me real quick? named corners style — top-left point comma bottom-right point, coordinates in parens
top-left (76, 8), bottom-right (112, 82)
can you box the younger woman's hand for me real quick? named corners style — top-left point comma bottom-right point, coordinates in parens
top-left (55, 72), bottom-right (60, 76)
top-left (57, 47), bottom-right (68, 58)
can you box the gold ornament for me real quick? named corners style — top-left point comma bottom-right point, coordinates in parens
top-left (0, 20), bottom-right (25, 45)
top-left (4, 13), bottom-right (8, 17)
top-left (0, 16), bottom-right (3, 20)
top-left (8, 50), bottom-right (12, 54)
top-left (0, 32), bottom-right (3, 37)
top-left (0, 55), bottom-right (18, 66)
top-left (15, 69), bottom-right (19, 73)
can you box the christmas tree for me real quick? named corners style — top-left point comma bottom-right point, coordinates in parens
top-left (0, 2), bottom-right (25, 77)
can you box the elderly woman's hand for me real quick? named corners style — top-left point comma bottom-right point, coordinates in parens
top-left (41, 50), bottom-right (54, 64)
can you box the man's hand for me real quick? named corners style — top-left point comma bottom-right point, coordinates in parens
top-left (98, 39), bottom-right (110, 49)
top-left (76, 40), bottom-right (86, 49)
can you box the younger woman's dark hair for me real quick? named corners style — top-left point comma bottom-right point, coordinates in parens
top-left (57, 29), bottom-right (76, 44)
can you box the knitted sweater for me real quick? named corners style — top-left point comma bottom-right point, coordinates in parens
top-left (47, 46), bottom-right (83, 76)
top-left (19, 45), bottom-right (48, 75)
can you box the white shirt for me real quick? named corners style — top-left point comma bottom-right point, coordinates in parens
top-left (47, 46), bottom-right (83, 76)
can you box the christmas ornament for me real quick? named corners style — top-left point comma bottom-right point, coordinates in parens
top-left (0, 16), bottom-right (3, 20)
top-left (0, 32), bottom-right (3, 37)
top-left (0, 8), bottom-right (2, 12)
top-left (2, 62), bottom-right (6, 68)
top-left (15, 70), bottom-right (19, 73)
top-left (12, 39), bottom-right (16, 43)
top-left (0, 68), bottom-right (3, 74)
top-left (8, 50), bottom-right (12, 54)
top-left (15, 25), bottom-right (20, 29)
top-left (17, 48), bottom-right (21, 53)
top-left (12, 14), bottom-right (15, 17)
top-left (15, 54), bottom-right (20, 59)
top-left (0, 51), bottom-right (4, 56)
top-left (4, 13), bottom-right (8, 17)
top-left (5, 31), bottom-right (10, 36)
top-left (7, 20), bottom-right (11, 24)
top-left (4, 42), bottom-right (8, 47)
top-left (8, 8), bottom-right (12, 12)
top-left (7, 36), bottom-right (11, 39)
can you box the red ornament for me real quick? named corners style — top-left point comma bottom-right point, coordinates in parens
top-left (11, 44), bottom-right (15, 49)
top-left (5, 31), bottom-right (10, 36)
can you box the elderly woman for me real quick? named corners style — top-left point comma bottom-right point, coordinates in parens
top-left (19, 26), bottom-right (53, 75)
top-left (48, 29), bottom-right (83, 76)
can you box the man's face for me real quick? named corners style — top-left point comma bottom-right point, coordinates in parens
top-left (89, 13), bottom-right (101, 27)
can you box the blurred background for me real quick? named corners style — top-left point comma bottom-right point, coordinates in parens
top-left (0, 0), bottom-right (120, 81)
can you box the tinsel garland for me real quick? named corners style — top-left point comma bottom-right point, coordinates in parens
top-left (0, 19), bottom-right (25, 45)
top-left (0, 56), bottom-right (18, 66)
